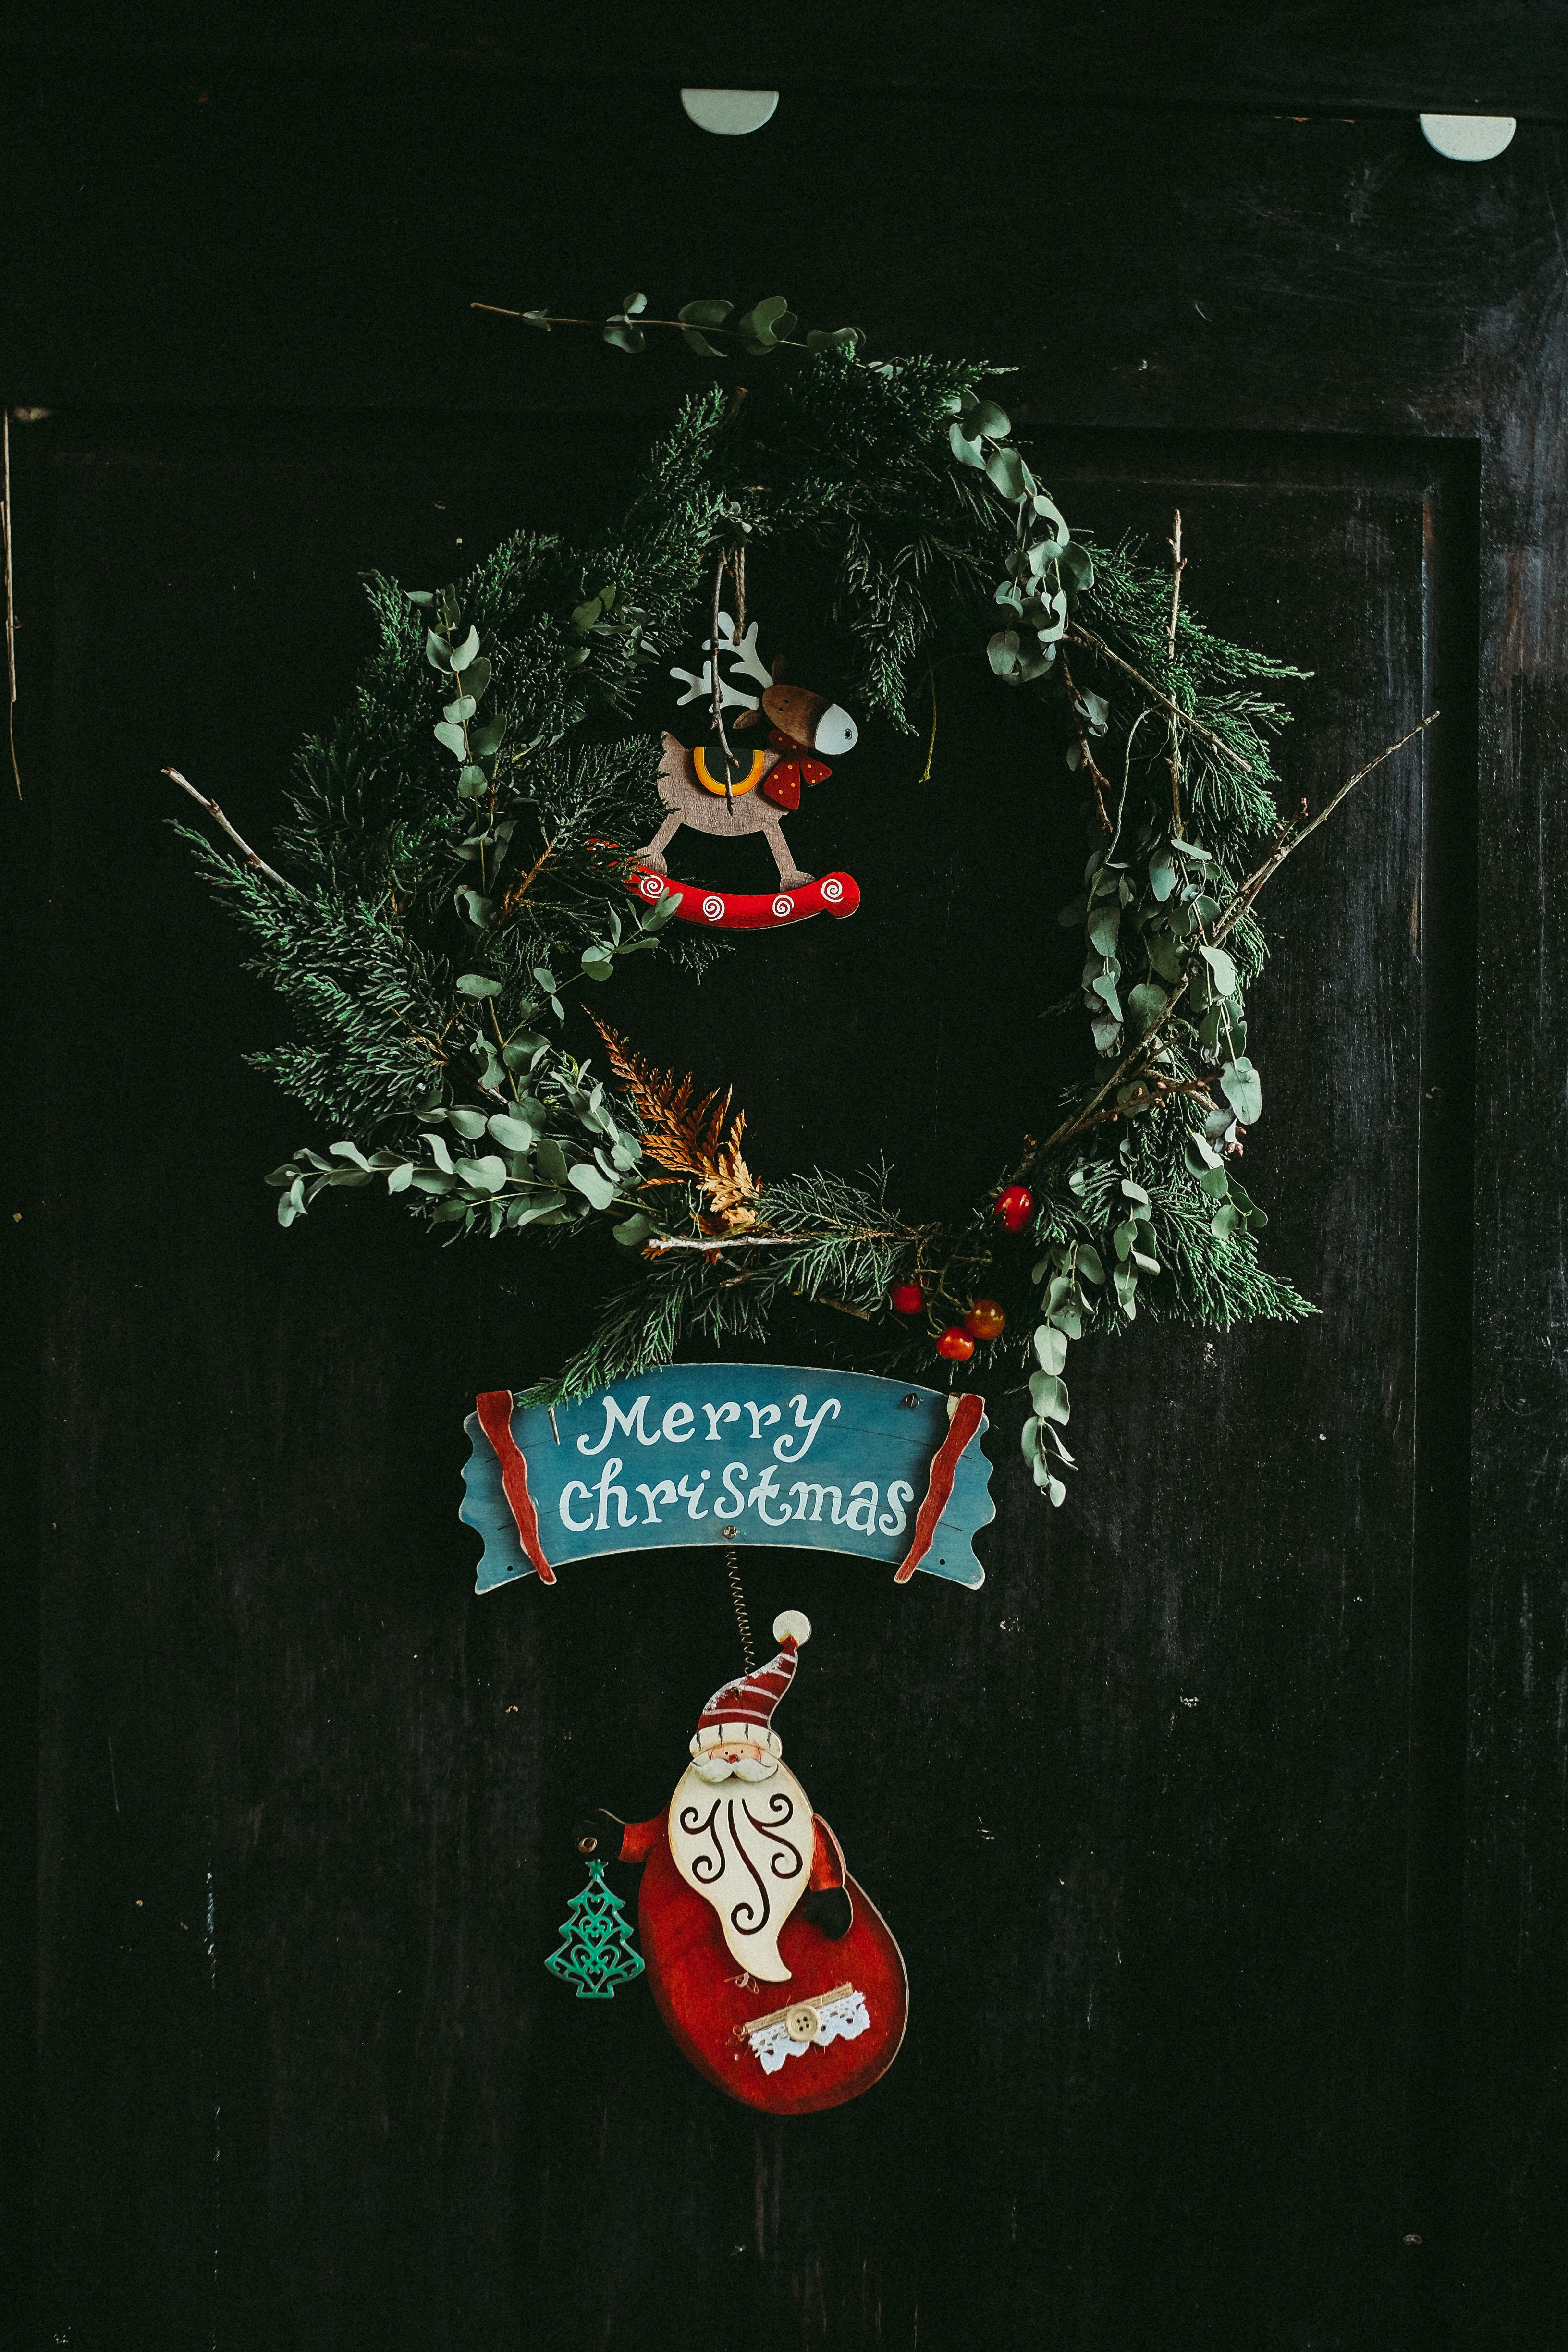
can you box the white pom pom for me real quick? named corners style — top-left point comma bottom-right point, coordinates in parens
top-left (773, 1609), bottom-right (812, 1647)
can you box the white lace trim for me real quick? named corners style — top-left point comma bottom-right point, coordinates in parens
top-left (747, 1987), bottom-right (870, 2075)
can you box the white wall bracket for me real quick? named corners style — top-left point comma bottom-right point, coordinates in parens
top-left (680, 89), bottom-right (780, 137)
top-left (1420, 114), bottom-right (1517, 161)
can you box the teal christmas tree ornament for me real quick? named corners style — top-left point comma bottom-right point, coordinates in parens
top-left (546, 1853), bottom-right (645, 2000)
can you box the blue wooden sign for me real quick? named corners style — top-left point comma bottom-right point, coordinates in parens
top-left (460, 1364), bottom-right (994, 1593)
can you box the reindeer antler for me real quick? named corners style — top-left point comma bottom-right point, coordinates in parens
top-left (669, 657), bottom-right (757, 714)
top-left (707, 611), bottom-right (773, 695)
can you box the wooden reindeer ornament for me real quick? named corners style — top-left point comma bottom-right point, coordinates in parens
top-left (628, 613), bottom-right (862, 931)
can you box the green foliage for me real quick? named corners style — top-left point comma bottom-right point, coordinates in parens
top-left (183, 305), bottom-right (1336, 1507)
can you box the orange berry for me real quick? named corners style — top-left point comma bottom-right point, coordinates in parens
top-left (964, 1299), bottom-right (1006, 1341)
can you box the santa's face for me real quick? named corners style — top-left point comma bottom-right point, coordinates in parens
top-left (668, 1755), bottom-right (813, 1982)
top-left (690, 1737), bottom-right (777, 1785)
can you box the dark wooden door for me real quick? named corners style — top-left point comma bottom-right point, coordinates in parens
top-left (6, 24), bottom-right (1565, 2351)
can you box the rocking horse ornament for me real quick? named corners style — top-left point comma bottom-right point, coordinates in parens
top-left (629, 611), bottom-right (863, 931)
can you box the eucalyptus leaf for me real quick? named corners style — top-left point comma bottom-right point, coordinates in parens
top-left (1221, 1055), bottom-right (1262, 1124)
top-left (488, 1113), bottom-right (539, 1151)
top-left (1128, 980), bottom-right (1168, 1036)
top-left (986, 447), bottom-right (1028, 502)
top-left (535, 1137), bottom-right (570, 1188)
top-left (507, 1192), bottom-right (567, 1226)
top-left (1087, 900), bottom-right (1121, 955)
top-left (460, 1155), bottom-right (508, 1193)
top-left (1200, 943), bottom-right (1238, 997)
top-left (568, 1163), bottom-right (618, 1211)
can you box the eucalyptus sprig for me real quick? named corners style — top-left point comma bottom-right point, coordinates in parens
top-left (473, 289), bottom-right (861, 361)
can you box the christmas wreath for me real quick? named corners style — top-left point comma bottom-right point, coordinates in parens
top-left (171, 291), bottom-right (1430, 1504)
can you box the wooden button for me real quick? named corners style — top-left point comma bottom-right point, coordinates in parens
top-left (784, 2003), bottom-right (821, 2042)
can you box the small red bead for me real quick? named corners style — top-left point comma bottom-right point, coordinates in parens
top-left (936, 1325), bottom-right (976, 1362)
top-left (964, 1299), bottom-right (1006, 1341)
top-left (994, 1184), bottom-right (1035, 1234)
top-left (889, 1282), bottom-right (924, 1316)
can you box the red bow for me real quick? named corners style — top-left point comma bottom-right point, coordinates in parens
top-left (762, 730), bottom-right (833, 811)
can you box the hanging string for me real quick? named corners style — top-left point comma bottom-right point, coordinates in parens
top-left (725, 1548), bottom-right (756, 1673)
top-left (710, 545), bottom-right (736, 809)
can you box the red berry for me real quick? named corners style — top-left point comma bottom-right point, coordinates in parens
top-left (964, 1299), bottom-right (1006, 1341)
top-left (994, 1184), bottom-right (1035, 1234)
top-left (936, 1325), bottom-right (976, 1362)
top-left (889, 1282), bottom-right (924, 1316)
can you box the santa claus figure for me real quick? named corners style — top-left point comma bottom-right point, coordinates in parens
top-left (595, 1611), bottom-right (908, 2114)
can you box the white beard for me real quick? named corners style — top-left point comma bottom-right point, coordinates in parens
top-left (667, 1758), bottom-right (814, 1982)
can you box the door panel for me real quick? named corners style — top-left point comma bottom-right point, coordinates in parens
top-left (26, 414), bottom-right (1470, 2347)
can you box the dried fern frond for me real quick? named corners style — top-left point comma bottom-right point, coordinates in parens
top-left (592, 1019), bottom-right (761, 1230)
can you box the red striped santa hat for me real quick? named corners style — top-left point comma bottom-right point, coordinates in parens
top-left (689, 1611), bottom-right (812, 1759)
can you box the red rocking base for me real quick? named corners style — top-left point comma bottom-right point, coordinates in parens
top-left (627, 866), bottom-right (861, 931)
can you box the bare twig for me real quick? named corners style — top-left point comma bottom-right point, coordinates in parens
top-left (163, 767), bottom-right (295, 891)
top-left (470, 303), bottom-right (830, 361)
top-left (643, 1225), bottom-right (909, 1254)
top-left (1066, 625), bottom-right (1252, 774)
top-left (1212, 711), bottom-right (1440, 936)
top-left (4, 413), bottom-right (18, 800)
top-left (1015, 710), bottom-right (1440, 1172)
top-left (500, 831), bottom-right (558, 915)
top-left (1165, 509), bottom-right (1187, 834)
top-left (1059, 650), bottom-right (1115, 836)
